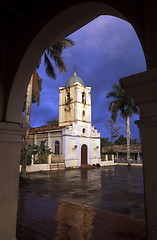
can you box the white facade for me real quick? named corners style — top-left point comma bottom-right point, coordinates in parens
top-left (62, 122), bottom-right (101, 167)
top-left (29, 72), bottom-right (101, 168)
top-left (58, 72), bottom-right (101, 167)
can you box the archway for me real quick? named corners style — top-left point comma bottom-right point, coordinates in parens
top-left (81, 144), bottom-right (88, 165)
top-left (0, 2), bottom-right (150, 240)
top-left (6, 2), bottom-right (128, 123)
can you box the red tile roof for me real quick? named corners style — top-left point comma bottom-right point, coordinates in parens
top-left (29, 125), bottom-right (64, 134)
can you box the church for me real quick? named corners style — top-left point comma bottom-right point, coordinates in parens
top-left (28, 71), bottom-right (101, 168)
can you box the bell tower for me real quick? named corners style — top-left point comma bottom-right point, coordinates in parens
top-left (59, 72), bottom-right (91, 126)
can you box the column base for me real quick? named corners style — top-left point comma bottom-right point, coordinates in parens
top-left (0, 122), bottom-right (28, 240)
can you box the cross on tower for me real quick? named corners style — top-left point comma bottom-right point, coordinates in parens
top-left (74, 65), bottom-right (77, 72)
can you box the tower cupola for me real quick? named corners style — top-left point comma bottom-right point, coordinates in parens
top-left (59, 71), bottom-right (91, 126)
top-left (65, 71), bottom-right (85, 87)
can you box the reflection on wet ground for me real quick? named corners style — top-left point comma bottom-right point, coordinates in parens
top-left (19, 165), bottom-right (144, 219)
top-left (17, 192), bottom-right (146, 240)
top-left (17, 166), bottom-right (146, 239)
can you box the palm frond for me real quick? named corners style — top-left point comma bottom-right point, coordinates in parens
top-left (106, 84), bottom-right (139, 121)
top-left (53, 39), bottom-right (75, 51)
top-left (32, 71), bottom-right (42, 106)
top-left (44, 53), bottom-right (56, 79)
top-left (53, 55), bottom-right (67, 72)
top-left (106, 91), bottom-right (117, 99)
top-left (46, 48), bottom-right (67, 72)
top-left (108, 100), bottom-right (120, 122)
top-left (44, 38), bottom-right (74, 76)
top-left (61, 38), bottom-right (75, 48)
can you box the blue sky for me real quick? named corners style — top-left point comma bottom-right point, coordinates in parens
top-left (30, 15), bottom-right (146, 140)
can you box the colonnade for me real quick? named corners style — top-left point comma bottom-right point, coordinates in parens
top-left (121, 68), bottom-right (157, 240)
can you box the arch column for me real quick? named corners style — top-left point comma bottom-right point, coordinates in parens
top-left (120, 68), bottom-right (157, 240)
top-left (0, 122), bottom-right (28, 240)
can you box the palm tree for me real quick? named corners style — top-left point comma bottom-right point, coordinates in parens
top-left (20, 38), bottom-right (74, 178)
top-left (21, 71), bottom-right (42, 177)
top-left (43, 38), bottom-right (75, 79)
top-left (25, 38), bottom-right (74, 124)
top-left (106, 84), bottom-right (139, 166)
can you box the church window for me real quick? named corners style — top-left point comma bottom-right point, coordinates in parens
top-left (82, 110), bottom-right (85, 116)
top-left (55, 140), bottom-right (60, 155)
top-left (82, 92), bottom-right (86, 104)
top-left (65, 92), bottom-right (71, 104)
top-left (82, 128), bottom-right (86, 134)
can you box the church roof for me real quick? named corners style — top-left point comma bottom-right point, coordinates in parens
top-left (29, 125), bottom-right (64, 134)
top-left (65, 72), bottom-right (85, 87)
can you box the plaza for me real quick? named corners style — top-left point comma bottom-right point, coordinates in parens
top-left (17, 165), bottom-right (146, 239)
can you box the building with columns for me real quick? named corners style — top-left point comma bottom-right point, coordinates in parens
top-left (28, 71), bottom-right (101, 168)
top-left (1, 1), bottom-right (157, 239)
top-left (102, 144), bottom-right (142, 163)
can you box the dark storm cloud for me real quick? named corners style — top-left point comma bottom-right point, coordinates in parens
top-left (30, 16), bottom-right (146, 139)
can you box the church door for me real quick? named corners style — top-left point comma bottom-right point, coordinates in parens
top-left (81, 144), bottom-right (88, 165)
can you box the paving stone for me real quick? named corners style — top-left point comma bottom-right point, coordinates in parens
top-left (16, 192), bottom-right (146, 240)
top-left (17, 166), bottom-right (146, 239)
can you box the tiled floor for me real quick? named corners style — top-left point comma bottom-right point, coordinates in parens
top-left (17, 192), bottom-right (146, 240)
top-left (19, 166), bottom-right (145, 219)
top-left (17, 166), bottom-right (146, 239)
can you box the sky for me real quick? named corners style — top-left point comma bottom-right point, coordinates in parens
top-left (30, 15), bottom-right (146, 141)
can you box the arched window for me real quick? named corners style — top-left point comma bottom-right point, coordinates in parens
top-left (55, 140), bottom-right (60, 155)
top-left (82, 92), bottom-right (86, 104)
top-left (66, 92), bottom-right (71, 104)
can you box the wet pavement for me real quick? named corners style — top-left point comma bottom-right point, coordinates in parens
top-left (17, 165), bottom-right (146, 239)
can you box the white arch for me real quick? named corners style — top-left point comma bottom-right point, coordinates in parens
top-left (6, 2), bottom-right (126, 123)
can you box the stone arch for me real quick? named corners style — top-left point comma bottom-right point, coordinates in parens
top-left (6, 2), bottom-right (134, 124)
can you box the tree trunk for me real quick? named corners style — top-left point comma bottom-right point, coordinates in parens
top-left (25, 75), bottom-right (33, 124)
top-left (20, 75), bottom-right (33, 178)
top-left (126, 115), bottom-right (131, 166)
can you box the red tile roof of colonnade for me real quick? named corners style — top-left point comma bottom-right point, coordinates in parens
top-left (29, 125), bottom-right (64, 134)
